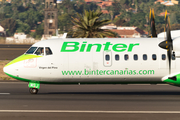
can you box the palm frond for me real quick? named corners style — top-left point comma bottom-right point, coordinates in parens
top-left (71, 9), bottom-right (116, 38)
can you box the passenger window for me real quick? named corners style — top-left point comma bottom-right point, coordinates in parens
top-left (124, 54), bottom-right (129, 60)
top-left (152, 54), bottom-right (156, 60)
top-left (25, 47), bottom-right (37, 54)
top-left (162, 54), bottom-right (166, 60)
top-left (115, 54), bottom-right (119, 61)
top-left (172, 54), bottom-right (176, 60)
top-left (45, 47), bottom-right (53, 55)
top-left (134, 54), bottom-right (138, 60)
top-left (143, 54), bottom-right (147, 60)
top-left (105, 54), bottom-right (110, 61)
top-left (35, 47), bottom-right (44, 56)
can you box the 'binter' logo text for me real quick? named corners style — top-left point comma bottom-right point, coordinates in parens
top-left (60, 41), bottom-right (139, 52)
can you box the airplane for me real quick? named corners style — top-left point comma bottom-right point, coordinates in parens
top-left (3, 10), bottom-right (180, 94)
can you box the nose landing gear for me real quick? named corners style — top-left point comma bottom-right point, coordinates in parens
top-left (29, 88), bottom-right (39, 94)
top-left (28, 82), bottom-right (40, 94)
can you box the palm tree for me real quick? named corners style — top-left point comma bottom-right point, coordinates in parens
top-left (69, 9), bottom-right (116, 38)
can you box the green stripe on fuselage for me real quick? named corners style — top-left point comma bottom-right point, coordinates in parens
top-left (4, 72), bottom-right (164, 84)
top-left (5, 54), bottom-right (42, 67)
top-left (5, 72), bottom-right (32, 82)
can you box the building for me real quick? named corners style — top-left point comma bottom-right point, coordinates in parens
top-left (0, 25), bottom-right (6, 37)
top-left (101, 10), bottom-right (109, 14)
top-left (44, 0), bottom-right (58, 36)
top-left (111, 27), bottom-right (146, 38)
top-left (97, 0), bottom-right (113, 9)
top-left (158, 12), bottom-right (170, 16)
top-left (14, 33), bottom-right (27, 40)
top-left (6, 32), bottom-right (37, 44)
top-left (101, 23), bottom-right (117, 29)
top-left (0, 0), bottom-right (11, 3)
top-left (57, 0), bottom-right (62, 3)
top-left (84, 0), bottom-right (104, 3)
top-left (31, 0), bottom-right (36, 4)
top-left (84, 0), bottom-right (113, 10)
top-left (83, 0), bottom-right (115, 14)
top-left (161, 1), bottom-right (174, 6)
top-left (101, 24), bottom-right (147, 38)
top-left (171, 0), bottom-right (179, 4)
top-left (155, 0), bottom-right (178, 6)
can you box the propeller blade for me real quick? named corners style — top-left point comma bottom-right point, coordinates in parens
top-left (149, 9), bottom-right (157, 37)
top-left (149, 9), bottom-right (151, 20)
top-left (166, 17), bottom-right (172, 43)
top-left (167, 46), bottom-right (172, 74)
top-left (166, 16), bottom-right (173, 74)
top-left (165, 10), bottom-right (167, 24)
top-left (158, 11), bottom-right (173, 75)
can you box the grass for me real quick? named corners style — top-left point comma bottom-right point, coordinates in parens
top-left (0, 60), bottom-right (15, 80)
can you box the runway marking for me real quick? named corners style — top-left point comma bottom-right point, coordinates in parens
top-left (0, 82), bottom-right (26, 84)
top-left (0, 82), bottom-right (168, 85)
top-left (0, 93), bottom-right (10, 95)
top-left (0, 48), bottom-right (27, 50)
top-left (0, 110), bottom-right (180, 113)
top-left (128, 84), bottom-right (168, 86)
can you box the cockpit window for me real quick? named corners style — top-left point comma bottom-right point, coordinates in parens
top-left (45, 47), bottom-right (53, 55)
top-left (25, 47), bottom-right (37, 54)
top-left (35, 47), bottom-right (44, 56)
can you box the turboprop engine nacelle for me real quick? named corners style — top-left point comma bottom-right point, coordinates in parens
top-left (162, 73), bottom-right (180, 86)
top-left (173, 37), bottom-right (180, 57)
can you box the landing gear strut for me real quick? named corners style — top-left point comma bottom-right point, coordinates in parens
top-left (29, 88), bottom-right (38, 94)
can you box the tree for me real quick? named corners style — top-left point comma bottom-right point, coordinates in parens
top-left (19, 12), bottom-right (28, 22)
top-left (171, 24), bottom-right (180, 30)
top-left (108, 0), bottom-right (122, 18)
top-left (3, 5), bottom-right (12, 18)
top-left (73, 1), bottom-right (100, 15)
top-left (58, 13), bottom-right (73, 32)
top-left (124, 12), bottom-right (131, 22)
top-left (114, 19), bottom-right (126, 26)
top-left (30, 23), bottom-right (44, 39)
top-left (69, 9), bottom-right (116, 38)
top-left (16, 20), bottom-right (30, 34)
top-left (1, 18), bottom-right (17, 36)
top-left (170, 13), bottom-right (178, 25)
top-left (156, 23), bottom-right (164, 34)
top-left (61, 0), bottom-right (74, 14)
top-left (35, 23), bottom-right (44, 37)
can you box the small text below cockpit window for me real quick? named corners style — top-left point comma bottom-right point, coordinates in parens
top-left (25, 47), bottom-right (38, 54)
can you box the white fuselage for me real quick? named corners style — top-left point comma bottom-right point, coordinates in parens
top-left (3, 38), bottom-right (179, 84)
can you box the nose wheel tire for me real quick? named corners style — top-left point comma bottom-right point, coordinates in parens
top-left (29, 88), bottom-right (38, 94)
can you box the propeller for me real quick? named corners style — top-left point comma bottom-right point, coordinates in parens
top-left (149, 9), bottom-right (157, 37)
top-left (159, 10), bottom-right (173, 74)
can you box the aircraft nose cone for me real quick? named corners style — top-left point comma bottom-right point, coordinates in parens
top-left (3, 65), bottom-right (9, 74)
top-left (3, 64), bottom-right (16, 77)
top-left (3, 66), bottom-right (7, 73)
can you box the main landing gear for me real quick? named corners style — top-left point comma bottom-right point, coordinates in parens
top-left (28, 82), bottom-right (40, 94)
